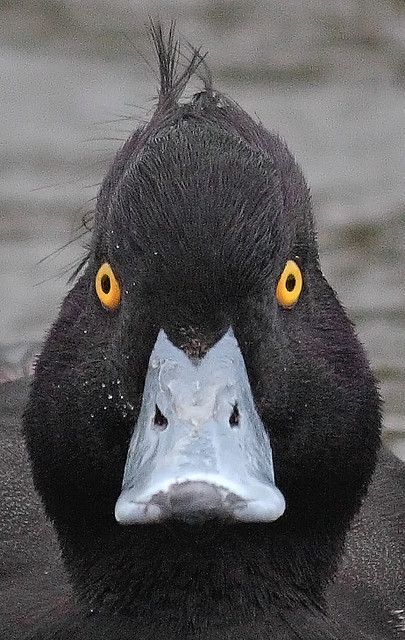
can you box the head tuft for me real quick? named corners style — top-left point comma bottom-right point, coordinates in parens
top-left (149, 20), bottom-right (209, 111)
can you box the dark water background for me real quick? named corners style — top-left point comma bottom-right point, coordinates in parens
top-left (1, 0), bottom-right (404, 458)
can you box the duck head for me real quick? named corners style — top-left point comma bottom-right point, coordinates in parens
top-left (24, 25), bottom-right (381, 630)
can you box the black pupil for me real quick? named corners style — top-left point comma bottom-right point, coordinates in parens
top-left (101, 274), bottom-right (111, 294)
top-left (285, 274), bottom-right (296, 292)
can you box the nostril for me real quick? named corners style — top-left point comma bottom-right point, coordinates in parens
top-left (153, 405), bottom-right (168, 431)
top-left (229, 403), bottom-right (240, 427)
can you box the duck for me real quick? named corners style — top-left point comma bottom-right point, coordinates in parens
top-left (3, 22), bottom-right (403, 640)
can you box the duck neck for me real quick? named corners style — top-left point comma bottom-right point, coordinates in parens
top-left (64, 517), bottom-right (346, 633)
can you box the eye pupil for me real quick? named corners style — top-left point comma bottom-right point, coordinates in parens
top-left (285, 274), bottom-right (296, 292)
top-left (101, 274), bottom-right (111, 294)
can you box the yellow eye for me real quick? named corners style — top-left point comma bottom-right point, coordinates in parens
top-left (276, 259), bottom-right (303, 308)
top-left (95, 262), bottom-right (121, 309)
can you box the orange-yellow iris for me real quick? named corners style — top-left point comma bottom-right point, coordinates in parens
top-left (276, 259), bottom-right (303, 308)
top-left (95, 262), bottom-right (121, 310)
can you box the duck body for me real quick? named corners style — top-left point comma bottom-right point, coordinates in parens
top-left (2, 25), bottom-right (403, 640)
top-left (1, 377), bottom-right (403, 639)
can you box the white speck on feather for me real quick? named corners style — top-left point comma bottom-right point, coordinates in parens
top-left (391, 608), bottom-right (405, 631)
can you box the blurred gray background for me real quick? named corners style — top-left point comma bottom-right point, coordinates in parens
top-left (1, 0), bottom-right (404, 458)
